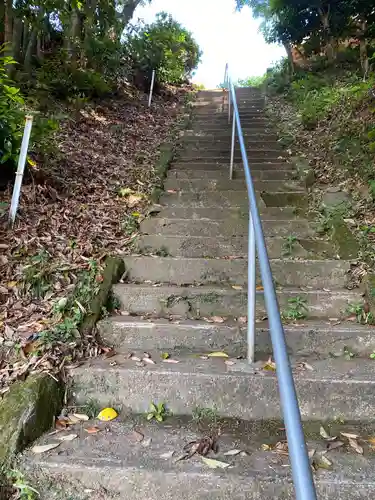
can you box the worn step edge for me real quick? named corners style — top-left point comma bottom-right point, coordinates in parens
top-left (122, 256), bottom-right (350, 289)
top-left (97, 316), bottom-right (375, 357)
top-left (139, 218), bottom-right (315, 238)
top-left (112, 284), bottom-right (361, 320)
top-left (21, 420), bottom-right (375, 499)
top-left (137, 235), bottom-right (334, 260)
top-left (149, 206), bottom-right (300, 220)
top-left (163, 179), bottom-right (304, 192)
top-left (71, 355), bottom-right (375, 420)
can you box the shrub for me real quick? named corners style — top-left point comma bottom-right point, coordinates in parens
top-left (37, 55), bottom-right (111, 99)
top-left (126, 12), bottom-right (202, 86)
top-left (0, 51), bottom-right (25, 171)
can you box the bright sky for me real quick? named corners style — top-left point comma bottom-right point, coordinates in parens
top-left (135, 0), bottom-right (285, 88)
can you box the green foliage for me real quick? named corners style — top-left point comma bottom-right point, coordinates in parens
top-left (6, 469), bottom-right (39, 500)
top-left (282, 235), bottom-right (298, 256)
top-left (282, 296), bottom-right (308, 320)
top-left (37, 57), bottom-right (111, 99)
top-left (0, 50), bottom-right (25, 170)
top-left (235, 75), bottom-right (267, 87)
top-left (126, 12), bottom-right (202, 85)
top-left (146, 402), bottom-right (167, 422)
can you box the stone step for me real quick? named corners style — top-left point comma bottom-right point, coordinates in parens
top-left (149, 205), bottom-right (298, 220)
top-left (23, 418), bottom-right (375, 499)
top-left (113, 283), bottom-right (361, 320)
top-left (177, 149), bottom-right (283, 160)
top-left (183, 130), bottom-right (275, 138)
top-left (181, 137), bottom-right (281, 146)
top-left (70, 354), bottom-right (374, 420)
top-left (159, 191), bottom-right (309, 209)
top-left (170, 162), bottom-right (291, 171)
top-left (123, 256), bottom-right (349, 289)
top-left (168, 169), bottom-right (295, 181)
top-left (140, 218), bottom-right (315, 239)
top-left (137, 235), bottom-right (335, 259)
top-left (176, 154), bottom-right (285, 163)
top-left (182, 143), bottom-right (283, 153)
top-left (163, 179), bottom-right (302, 192)
top-left (98, 316), bottom-right (375, 358)
top-left (191, 124), bottom-right (270, 133)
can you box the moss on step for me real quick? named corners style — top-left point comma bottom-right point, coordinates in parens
top-left (260, 191), bottom-right (308, 209)
top-left (330, 216), bottom-right (359, 260)
top-left (80, 256), bottom-right (125, 337)
top-left (363, 273), bottom-right (375, 319)
top-left (0, 374), bottom-right (63, 468)
top-left (291, 156), bottom-right (315, 189)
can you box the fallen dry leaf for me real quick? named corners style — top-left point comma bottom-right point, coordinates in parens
top-left (348, 437), bottom-right (364, 454)
top-left (141, 437), bottom-right (152, 447)
top-left (72, 413), bottom-right (89, 421)
top-left (340, 432), bottom-right (359, 440)
top-left (223, 449), bottom-right (242, 456)
top-left (263, 357), bottom-right (276, 371)
top-left (211, 316), bottom-right (225, 323)
top-left (231, 285), bottom-right (243, 290)
top-left (142, 357), bottom-right (156, 365)
top-left (84, 426), bottom-right (101, 434)
top-left (312, 452), bottom-right (332, 471)
top-left (207, 351), bottom-right (229, 358)
top-left (160, 451), bottom-right (175, 459)
top-left (201, 457), bottom-right (230, 469)
top-left (326, 440), bottom-right (344, 451)
top-left (97, 407), bottom-right (118, 422)
top-left (162, 358), bottom-right (180, 364)
top-left (128, 429), bottom-right (144, 443)
top-left (58, 433), bottom-right (77, 442)
top-left (31, 443), bottom-right (60, 454)
top-left (320, 426), bottom-right (336, 441)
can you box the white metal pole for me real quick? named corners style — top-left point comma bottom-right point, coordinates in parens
top-left (247, 216), bottom-right (256, 363)
top-left (230, 111), bottom-right (236, 180)
top-left (8, 115), bottom-right (34, 227)
top-left (148, 70), bottom-right (156, 107)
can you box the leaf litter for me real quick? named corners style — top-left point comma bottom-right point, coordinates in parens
top-left (0, 85), bottom-right (187, 392)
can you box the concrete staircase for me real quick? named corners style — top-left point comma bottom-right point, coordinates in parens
top-left (22, 89), bottom-right (375, 499)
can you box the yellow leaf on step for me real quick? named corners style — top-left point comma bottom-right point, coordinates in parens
top-left (207, 352), bottom-right (229, 358)
top-left (97, 407), bottom-right (118, 422)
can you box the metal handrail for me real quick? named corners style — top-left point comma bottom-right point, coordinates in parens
top-left (224, 67), bottom-right (317, 500)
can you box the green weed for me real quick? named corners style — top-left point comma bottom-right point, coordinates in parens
top-left (282, 235), bottom-right (298, 256)
top-left (146, 402), bottom-right (167, 422)
top-left (282, 296), bottom-right (308, 321)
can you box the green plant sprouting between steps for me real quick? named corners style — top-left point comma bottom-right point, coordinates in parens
top-left (192, 405), bottom-right (219, 425)
top-left (282, 296), bottom-right (308, 321)
top-left (6, 469), bottom-right (39, 500)
top-left (346, 303), bottom-right (374, 324)
top-left (282, 235), bottom-right (298, 256)
top-left (146, 402), bottom-right (167, 422)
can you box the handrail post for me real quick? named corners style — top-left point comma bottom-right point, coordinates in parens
top-left (229, 112), bottom-right (235, 180)
top-left (8, 115), bottom-right (33, 228)
top-left (247, 215), bottom-right (256, 363)
top-left (148, 69), bottom-right (156, 107)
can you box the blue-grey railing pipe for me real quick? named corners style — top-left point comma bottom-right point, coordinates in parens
top-left (228, 78), bottom-right (317, 500)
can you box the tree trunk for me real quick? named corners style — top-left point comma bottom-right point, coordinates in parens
top-left (117, 0), bottom-right (141, 36)
top-left (67, 7), bottom-right (81, 68)
top-left (4, 0), bottom-right (13, 58)
top-left (37, 34), bottom-right (43, 61)
top-left (24, 28), bottom-right (37, 75)
top-left (22, 21), bottom-right (29, 59)
top-left (283, 41), bottom-right (294, 75)
top-left (0, 0), bottom-right (5, 46)
top-left (318, 7), bottom-right (335, 62)
top-left (83, 0), bottom-right (97, 67)
top-left (12, 17), bottom-right (23, 63)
